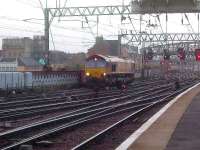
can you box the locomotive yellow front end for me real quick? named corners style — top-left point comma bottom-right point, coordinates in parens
top-left (85, 55), bottom-right (108, 87)
top-left (85, 67), bottom-right (107, 78)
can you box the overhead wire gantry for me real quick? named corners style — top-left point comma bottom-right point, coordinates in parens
top-left (44, 0), bottom-right (200, 64)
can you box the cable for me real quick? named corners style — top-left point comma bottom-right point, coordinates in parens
top-left (52, 40), bottom-right (93, 47)
top-left (0, 25), bottom-right (43, 34)
top-left (37, 0), bottom-right (44, 9)
top-left (156, 15), bottom-right (165, 34)
top-left (128, 15), bottom-right (138, 34)
top-left (0, 15), bottom-right (118, 38)
top-left (60, 0), bottom-right (69, 15)
top-left (0, 20), bottom-right (94, 40)
top-left (84, 17), bottom-right (96, 38)
top-left (184, 13), bottom-right (195, 33)
top-left (15, 0), bottom-right (40, 8)
top-left (0, 16), bottom-right (108, 40)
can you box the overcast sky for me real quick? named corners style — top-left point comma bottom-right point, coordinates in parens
top-left (0, 0), bottom-right (199, 53)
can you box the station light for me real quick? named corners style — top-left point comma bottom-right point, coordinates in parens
top-left (103, 72), bottom-right (106, 76)
top-left (86, 72), bottom-right (90, 76)
top-left (177, 48), bottom-right (185, 60)
top-left (195, 49), bottom-right (200, 61)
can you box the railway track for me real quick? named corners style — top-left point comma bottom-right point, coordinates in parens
top-left (0, 79), bottom-right (167, 108)
top-left (2, 79), bottom-right (164, 101)
top-left (0, 78), bottom-right (196, 149)
top-left (0, 80), bottom-right (171, 123)
top-left (71, 88), bottom-right (188, 150)
top-left (0, 89), bottom-right (127, 108)
top-left (3, 88), bottom-right (92, 101)
top-left (0, 79), bottom-right (195, 150)
top-left (0, 80), bottom-right (167, 112)
top-left (71, 83), bottom-right (197, 150)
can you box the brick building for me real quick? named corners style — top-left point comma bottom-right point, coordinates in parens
top-left (1, 36), bottom-right (45, 59)
top-left (87, 37), bottom-right (120, 57)
top-left (87, 36), bottom-right (131, 58)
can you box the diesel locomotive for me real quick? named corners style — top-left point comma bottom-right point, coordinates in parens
top-left (84, 54), bottom-right (135, 87)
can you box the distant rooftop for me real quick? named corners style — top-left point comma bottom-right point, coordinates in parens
top-left (0, 57), bottom-right (42, 67)
top-left (88, 37), bottom-right (119, 56)
top-left (18, 57), bottom-right (41, 67)
top-left (0, 58), bottom-right (17, 62)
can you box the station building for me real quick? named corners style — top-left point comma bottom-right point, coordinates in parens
top-left (1, 36), bottom-right (46, 59)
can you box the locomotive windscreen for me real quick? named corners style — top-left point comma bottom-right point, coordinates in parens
top-left (86, 59), bottom-right (106, 68)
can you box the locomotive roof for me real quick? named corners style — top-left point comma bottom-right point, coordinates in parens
top-left (87, 54), bottom-right (134, 63)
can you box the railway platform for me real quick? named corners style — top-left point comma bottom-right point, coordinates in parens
top-left (165, 91), bottom-right (200, 150)
top-left (116, 82), bottom-right (200, 150)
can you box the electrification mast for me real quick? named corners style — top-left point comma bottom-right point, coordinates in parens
top-left (44, 0), bottom-right (200, 65)
top-left (44, 8), bottom-right (50, 66)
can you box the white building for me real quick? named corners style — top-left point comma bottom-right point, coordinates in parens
top-left (0, 58), bottom-right (18, 72)
top-left (0, 57), bottom-right (42, 72)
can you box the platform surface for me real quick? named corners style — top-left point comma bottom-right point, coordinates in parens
top-left (165, 93), bottom-right (200, 150)
top-left (116, 83), bottom-right (200, 150)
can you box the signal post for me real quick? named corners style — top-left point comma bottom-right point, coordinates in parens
top-left (177, 48), bottom-right (186, 79)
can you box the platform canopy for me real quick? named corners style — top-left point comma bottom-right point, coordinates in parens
top-left (132, 0), bottom-right (200, 14)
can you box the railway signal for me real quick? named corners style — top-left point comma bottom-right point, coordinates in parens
top-left (177, 48), bottom-right (185, 60)
top-left (195, 49), bottom-right (200, 61)
top-left (147, 48), bottom-right (154, 60)
top-left (143, 50), bottom-right (147, 61)
top-left (143, 48), bottom-right (154, 61)
top-left (163, 49), bottom-right (170, 60)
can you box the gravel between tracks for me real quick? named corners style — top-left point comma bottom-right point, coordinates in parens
top-left (33, 110), bottom-right (137, 150)
top-left (32, 103), bottom-right (165, 150)
top-left (89, 103), bottom-right (166, 150)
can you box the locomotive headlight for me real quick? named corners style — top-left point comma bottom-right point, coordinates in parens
top-left (86, 72), bottom-right (90, 76)
top-left (103, 73), bottom-right (106, 76)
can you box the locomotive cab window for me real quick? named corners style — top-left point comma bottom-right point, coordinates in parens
top-left (111, 64), bottom-right (116, 72)
top-left (86, 59), bottom-right (106, 68)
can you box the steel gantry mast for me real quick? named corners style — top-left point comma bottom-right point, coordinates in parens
top-left (44, 9), bottom-right (50, 66)
top-left (44, 4), bottom-right (133, 59)
top-left (44, 0), bottom-right (200, 63)
top-left (120, 30), bottom-right (200, 44)
top-left (47, 1), bottom-right (200, 17)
